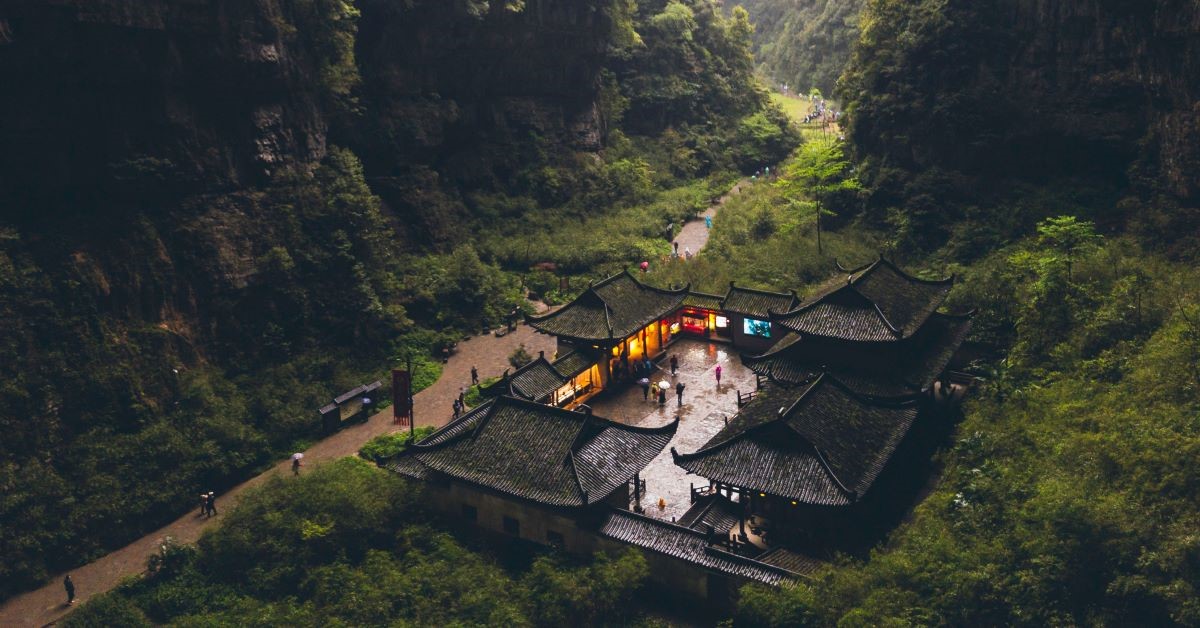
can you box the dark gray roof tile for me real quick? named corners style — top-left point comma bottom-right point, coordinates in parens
top-left (722, 285), bottom-right (798, 318)
top-left (399, 396), bottom-right (676, 507)
top-left (527, 271), bottom-right (687, 342)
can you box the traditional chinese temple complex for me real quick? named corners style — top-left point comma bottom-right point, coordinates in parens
top-left (387, 257), bottom-right (974, 605)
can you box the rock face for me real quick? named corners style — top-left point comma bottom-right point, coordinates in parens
top-left (348, 0), bottom-right (611, 239)
top-left (845, 0), bottom-right (1200, 210)
top-left (0, 0), bottom-right (329, 214)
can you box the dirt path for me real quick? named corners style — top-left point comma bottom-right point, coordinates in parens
top-left (673, 179), bottom-right (749, 255)
top-left (0, 318), bottom-right (555, 627)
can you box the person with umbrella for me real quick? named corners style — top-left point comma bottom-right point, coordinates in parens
top-left (639, 377), bottom-right (651, 400)
top-left (657, 380), bottom-right (669, 405)
top-left (292, 452), bottom-right (304, 476)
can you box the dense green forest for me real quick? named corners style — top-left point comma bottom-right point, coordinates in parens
top-left (737, 0), bottom-right (865, 95)
top-left (7, 0), bottom-right (1200, 624)
top-left (0, 0), bottom-right (793, 599)
top-left (60, 459), bottom-right (653, 627)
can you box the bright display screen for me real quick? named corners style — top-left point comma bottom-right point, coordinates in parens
top-left (743, 317), bottom-right (771, 338)
top-left (715, 316), bottom-right (728, 328)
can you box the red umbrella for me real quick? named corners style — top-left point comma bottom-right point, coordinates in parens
top-left (639, 261), bottom-right (649, 272)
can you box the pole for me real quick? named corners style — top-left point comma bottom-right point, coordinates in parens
top-left (407, 356), bottom-right (415, 436)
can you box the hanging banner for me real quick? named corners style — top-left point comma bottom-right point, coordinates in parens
top-left (392, 369), bottom-right (411, 424)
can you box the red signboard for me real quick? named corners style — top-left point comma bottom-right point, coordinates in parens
top-left (392, 369), bottom-right (411, 424)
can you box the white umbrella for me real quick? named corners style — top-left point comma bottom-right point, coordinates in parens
top-left (658, 380), bottom-right (671, 391)
top-left (292, 452), bottom-right (304, 461)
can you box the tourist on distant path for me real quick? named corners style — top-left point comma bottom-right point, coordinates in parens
top-left (658, 388), bottom-right (667, 405)
top-left (705, 215), bottom-right (712, 229)
top-left (670, 355), bottom-right (678, 375)
top-left (292, 456), bottom-right (302, 476)
top-left (641, 379), bottom-right (651, 400)
top-left (199, 492), bottom-right (208, 517)
top-left (673, 241), bottom-right (679, 256)
top-left (64, 574), bottom-right (75, 605)
top-left (458, 387), bottom-right (466, 405)
top-left (441, 346), bottom-right (450, 363)
top-left (676, 381), bottom-right (685, 406)
top-left (471, 366), bottom-right (479, 386)
top-left (206, 492), bottom-right (217, 518)
top-left (452, 399), bottom-right (462, 419)
top-left (684, 247), bottom-right (692, 260)
top-left (715, 364), bottom-right (723, 386)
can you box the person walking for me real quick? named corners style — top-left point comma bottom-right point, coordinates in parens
top-left (64, 574), bottom-right (75, 606)
top-left (658, 387), bottom-right (667, 405)
top-left (715, 364), bottom-right (723, 386)
top-left (673, 241), bottom-right (679, 256)
top-left (470, 366), bottom-right (479, 386)
top-left (292, 456), bottom-right (302, 476)
top-left (670, 355), bottom-right (678, 375)
top-left (206, 492), bottom-right (217, 518)
top-left (641, 379), bottom-right (651, 400)
top-left (458, 387), bottom-right (466, 405)
top-left (199, 492), bottom-right (208, 517)
top-left (452, 399), bottom-right (462, 419)
top-left (684, 247), bottom-right (692, 260)
top-left (705, 215), bottom-right (712, 229)
top-left (676, 381), bottom-right (685, 406)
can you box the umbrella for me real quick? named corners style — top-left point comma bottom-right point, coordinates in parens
top-left (639, 261), bottom-right (649, 271)
top-left (292, 452), bottom-right (304, 461)
top-left (637, 377), bottom-right (650, 386)
top-left (658, 380), bottom-right (671, 391)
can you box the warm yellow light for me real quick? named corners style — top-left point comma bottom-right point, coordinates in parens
top-left (629, 338), bottom-right (638, 349)
top-left (759, 492), bottom-right (766, 497)
top-left (791, 500), bottom-right (798, 506)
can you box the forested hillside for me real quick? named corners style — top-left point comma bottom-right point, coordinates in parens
top-left (737, 0), bottom-right (865, 95)
top-left (0, 0), bottom-right (793, 599)
top-left (840, 0), bottom-right (1200, 256)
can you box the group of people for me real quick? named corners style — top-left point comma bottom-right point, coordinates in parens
top-left (671, 241), bottom-right (693, 260)
top-left (198, 491), bottom-right (218, 518)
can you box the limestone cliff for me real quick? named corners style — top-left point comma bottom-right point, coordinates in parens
top-left (842, 0), bottom-right (1200, 243)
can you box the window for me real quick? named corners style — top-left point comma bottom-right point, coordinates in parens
top-left (502, 516), bottom-right (520, 537)
top-left (743, 317), bottom-right (771, 338)
top-left (461, 504), bottom-right (477, 521)
top-left (715, 315), bottom-right (729, 328)
top-left (546, 530), bottom-right (564, 547)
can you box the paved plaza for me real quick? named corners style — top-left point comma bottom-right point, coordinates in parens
top-left (589, 338), bottom-right (758, 522)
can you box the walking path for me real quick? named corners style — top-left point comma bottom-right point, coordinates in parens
top-left (673, 179), bottom-right (748, 255)
top-left (0, 175), bottom-right (750, 627)
top-left (0, 321), bottom-right (554, 627)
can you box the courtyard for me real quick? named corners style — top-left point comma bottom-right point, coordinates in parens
top-left (588, 337), bottom-right (759, 522)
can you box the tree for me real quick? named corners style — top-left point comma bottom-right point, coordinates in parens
top-left (1036, 216), bottom-right (1101, 283)
top-left (775, 137), bottom-right (861, 254)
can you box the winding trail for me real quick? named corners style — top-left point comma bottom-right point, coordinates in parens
top-left (0, 176), bottom-right (749, 627)
top-left (0, 323), bottom-right (554, 627)
top-left (673, 179), bottom-right (748, 256)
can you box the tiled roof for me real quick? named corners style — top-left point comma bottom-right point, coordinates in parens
top-left (597, 509), bottom-right (797, 585)
top-left (482, 351), bottom-right (601, 401)
top-left (683, 290), bottom-right (724, 311)
top-left (757, 548), bottom-right (823, 575)
top-left (722, 284), bottom-right (798, 318)
top-left (399, 396), bottom-right (676, 507)
top-left (774, 258), bottom-right (953, 341)
top-left (527, 271), bottom-right (687, 342)
top-left (674, 376), bottom-right (918, 504)
top-left (744, 312), bottom-right (973, 395)
top-left (509, 358), bottom-right (565, 401)
top-left (551, 350), bottom-right (596, 378)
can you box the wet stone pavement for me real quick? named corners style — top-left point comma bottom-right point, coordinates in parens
top-left (589, 338), bottom-right (758, 522)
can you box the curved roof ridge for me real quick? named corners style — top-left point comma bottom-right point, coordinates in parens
top-left (805, 440), bottom-right (856, 500)
top-left (409, 399), bottom-right (497, 451)
top-left (834, 257), bottom-right (877, 274)
top-left (858, 285), bottom-right (903, 336)
top-left (674, 378), bottom-right (824, 460)
top-left (874, 257), bottom-right (955, 286)
top-left (628, 270), bottom-right (691, 296)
